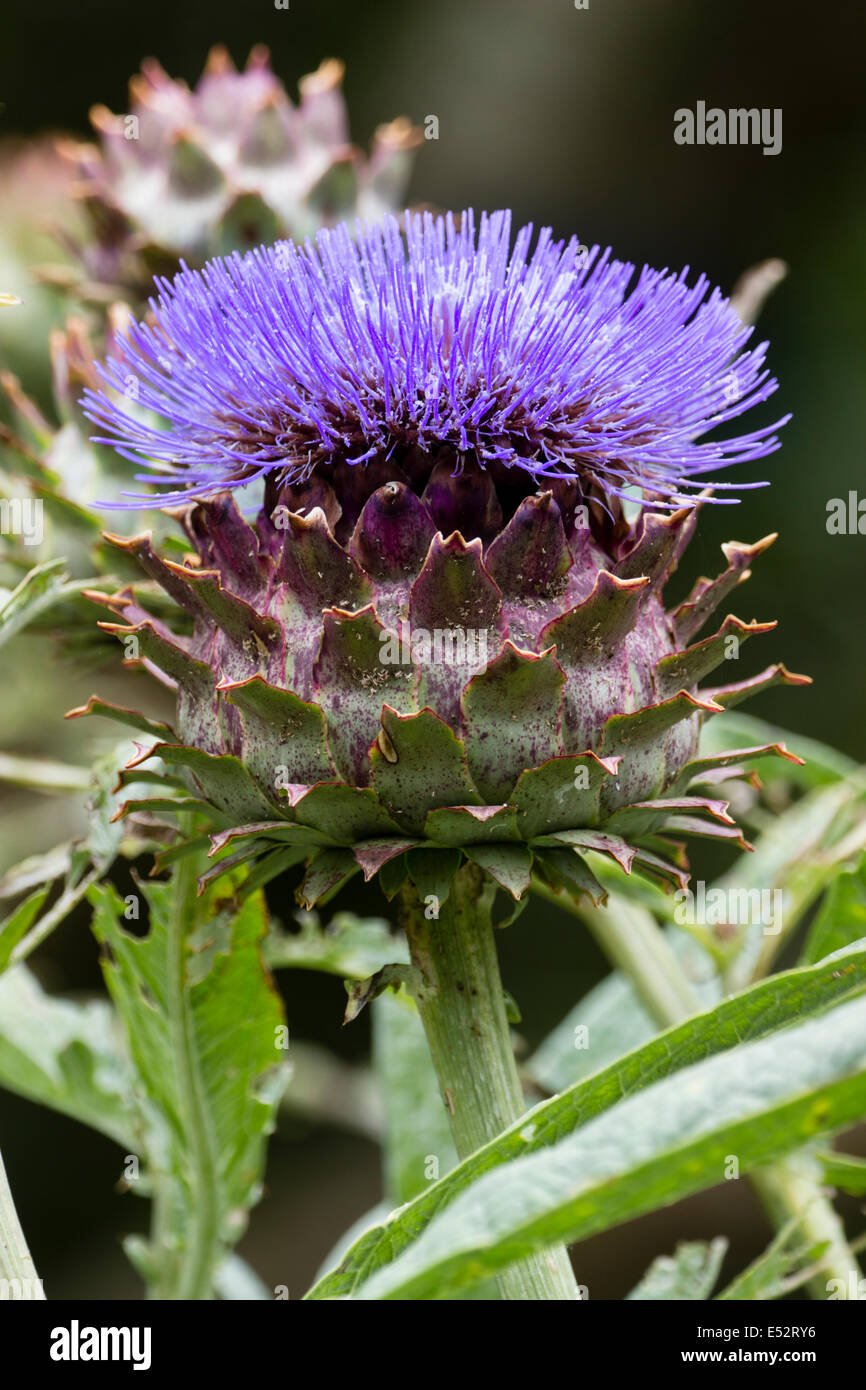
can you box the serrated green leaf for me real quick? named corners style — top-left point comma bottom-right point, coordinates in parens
top-left (66, 696), bottom-right (175, 742)
top-left (424, 804), bottom-right (520, 847)
top-left (509, 753), bottom-right (617, 839)
top-left (460, 644), bottom-right (564, 803)
top-left (3, 743), bottom-right (168, 968)
top-left (264, 911), bottom-right (407, 979)
top-left (154, 744), bottom-right (278, 824)
top-left (0, 964), bottom-right (134, 1145)
top-left (88, 870), bottom-right (289, 1299)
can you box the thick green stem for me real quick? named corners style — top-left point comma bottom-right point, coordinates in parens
top-left (0, 1146), bottom-right (45, 1298)
top-left (750, 1153), bottom-right (861, 1301)
top-left (533, 877), bottom-right (863, 1300)
top-left (398, 864), bottom-right (580, 1300)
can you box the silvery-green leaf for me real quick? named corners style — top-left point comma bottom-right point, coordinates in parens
top-left (354, 996), bottom-right (866, 1300)
top-left (373, 988), bottom-right (457, 1206)
top-left (265, 911), bottom-right (407, 979)
top-left (308, 944), bottom-right (866, 1299)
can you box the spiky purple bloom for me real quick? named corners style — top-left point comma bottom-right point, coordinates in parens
top-left (85, 208), bottom-right (786, 509)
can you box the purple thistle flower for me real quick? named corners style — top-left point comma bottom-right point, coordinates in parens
top-left (84, 208), bottom-right (787, 510)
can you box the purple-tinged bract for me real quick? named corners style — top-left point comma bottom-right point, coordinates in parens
top-left (52, 46), bottom-right (420, 305)
top-left (85, 209), bottom-right (786, 510)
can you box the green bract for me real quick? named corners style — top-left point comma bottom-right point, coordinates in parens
top-left (74, 470), bottom-right (806, 912)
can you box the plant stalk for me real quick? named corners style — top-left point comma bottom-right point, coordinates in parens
top-left (532, 877), bottom-right (863, 1300)
top-left (398, 863), bottom-right (581, 1300)
top-left (750, 1153), bottom-right (861, 1301)
top-left (0, 1146), bottom-right (45, 1298)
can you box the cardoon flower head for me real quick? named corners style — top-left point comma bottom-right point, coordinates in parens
top-left (52, 46), bottom-right (421, 304)
top-left (84, 208), bottom-right (786, 511)
top-left (77, 208), bottom-right (805, 917)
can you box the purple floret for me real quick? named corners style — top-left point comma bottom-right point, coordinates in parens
top-left (84, 208), bottom-right (787, 509)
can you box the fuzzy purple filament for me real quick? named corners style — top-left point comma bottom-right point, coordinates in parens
top-left (84, 208), bottom-right (787, 509)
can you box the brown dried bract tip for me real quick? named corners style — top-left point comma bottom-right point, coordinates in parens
top-left (300, 58), bottom-right (346, 96)
top-left (204, 45), bottom-right (235, 75)
top-left (375, 116), bottom-right (425, 152)
top-left (730, 258), bottom-right (788, 326)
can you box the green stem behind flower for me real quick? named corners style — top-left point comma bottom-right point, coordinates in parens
top-left (398, 864), bottom-right (580, 1301)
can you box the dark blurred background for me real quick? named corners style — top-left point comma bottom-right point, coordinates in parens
top-left (0, 0), bottom-right (864, 1299)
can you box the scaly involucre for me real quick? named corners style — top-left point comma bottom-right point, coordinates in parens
top-left (85, 209), bottom-right (786, 508)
